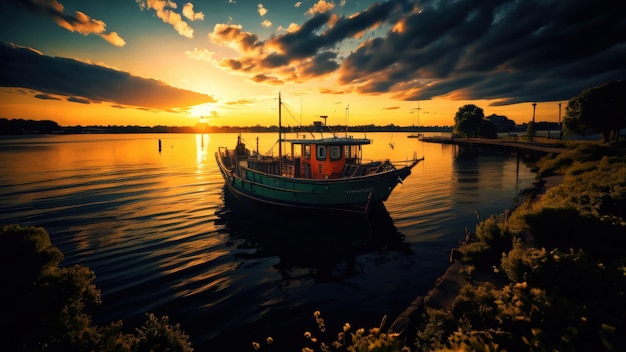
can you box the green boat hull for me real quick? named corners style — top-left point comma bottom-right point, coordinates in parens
top-left (216, 152), bottom-right (414, 213)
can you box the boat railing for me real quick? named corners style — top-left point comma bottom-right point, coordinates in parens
top-left (218, 147), bottom-right (237, 169)
top-left (341, 161), bottom-right (392, 177)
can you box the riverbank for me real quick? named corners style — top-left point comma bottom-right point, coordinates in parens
top-left (387, 173), bottom-right (565, 337)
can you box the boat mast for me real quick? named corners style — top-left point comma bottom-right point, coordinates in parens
top-left (278, 92), bottom-right (282, 173)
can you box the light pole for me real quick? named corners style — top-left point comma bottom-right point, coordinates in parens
top-left (530, 102), bottom-right (537, 141)
top-left (558, 102), bottom-right (562, 139)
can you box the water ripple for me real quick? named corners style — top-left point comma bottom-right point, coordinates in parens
top-left (0, 133), bottom-right (537, 352)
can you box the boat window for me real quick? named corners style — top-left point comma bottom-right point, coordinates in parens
top-left (304, 145), bottom-right (311, 159)
top-left (316, 145), bottom-right (326, 160)
top-left (330, 146), bottom-right (341, 160)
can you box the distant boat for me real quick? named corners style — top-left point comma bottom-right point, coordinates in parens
top-left (216, 93), bottom-right (422, 214)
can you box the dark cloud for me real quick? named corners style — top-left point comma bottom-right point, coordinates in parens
top-left (0, 42), bottom-right (216, 110)
top-left (34, 94), bottom-right (61, 100)
top-left (251, 74), bottom-right (283, 85)
top-left (211, 0), bottom-right (625, 106)
top-left (67, 96), bottom-right (90, 104)
top-left (271, 13), bottom-right (333, 58)
top-left (339, 0), bottom-right (626, 105)
top-left (301, 51), bottom-right (339, 77)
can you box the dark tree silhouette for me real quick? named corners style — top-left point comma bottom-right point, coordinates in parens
top-left (564, 80), bottom-right (626, 143)
top-left (453, 104), bottom-right (496, 138)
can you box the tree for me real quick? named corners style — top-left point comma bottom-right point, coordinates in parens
top-left (563, 80), bottom-right (626, 143)
top-left (453, 104), bottom-right (496, 138)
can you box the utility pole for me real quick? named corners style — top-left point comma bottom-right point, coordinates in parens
top-left (417, 101), bottom-right (421, 129)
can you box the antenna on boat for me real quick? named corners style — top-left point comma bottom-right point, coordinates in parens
top-left (345, 104), bottom-right (349, 137)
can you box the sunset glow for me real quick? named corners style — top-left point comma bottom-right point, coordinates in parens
top-left (1, 0), bottom-right (624, 128)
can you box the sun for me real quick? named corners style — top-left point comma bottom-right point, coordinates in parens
top-left (189, 103), bottom-right (218, 118)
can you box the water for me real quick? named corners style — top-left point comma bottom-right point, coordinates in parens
top-left (0, 132), bottom-right (536, 351)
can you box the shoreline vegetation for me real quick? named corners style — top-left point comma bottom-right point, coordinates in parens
top-left (2, 141), bottom-right (625, 351)
top-left (385, 141), bottom-right (626, 352)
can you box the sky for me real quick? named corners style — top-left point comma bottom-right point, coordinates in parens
top-left (1, 0), bottom-right (625, 128)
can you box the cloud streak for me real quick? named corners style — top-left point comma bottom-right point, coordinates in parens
top-left (209, 0), bottom-right (626, 106)
top-left (137, 0), bottom-right (204, 38)
top-left (8, 0), bottom-right (126, 47)
top-left (0, 43), bottom-right (216, 110)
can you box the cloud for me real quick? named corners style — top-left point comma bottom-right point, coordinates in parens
top-left (101, 32), bottom-right (126, 47)
top-left (208, 0), bottom-right (626, 106)
top-left (207, 2), bottom-right (402, 85)
top-left (182, 2), bottom-right (204, 21)
top-left (8, 0), bottom-right (126, 47)
top-left (0, 42), bottom-right (216, 110)
top-left (257, 4), bottom-right (268, 17)
top-left (185, 48), bottom-right (215, 62)
top-left (210, 24), bottom-right (264, 54)
top-left (137, 0), bottom-right (198, 38)
top-left (337, 0), bottom-right (626, 105)
top-left (306, 0), bottom-right (335, 15)
top-left (67, 96), bottom-right (91, 104)
top-left (261, 20), bottom-right (272, 28)
top-left (34, 94), bottom-right (61, 100)
top-left (225, 99), bottom-right (256, 106)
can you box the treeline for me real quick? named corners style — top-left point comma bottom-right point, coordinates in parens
top-left (0, 118), bottom-right (61, 135)
top-left (0, 117), bottom-right (453, 135)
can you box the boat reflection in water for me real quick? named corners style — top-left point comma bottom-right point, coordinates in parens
top-left (216, 186), bottom-right (412, 283)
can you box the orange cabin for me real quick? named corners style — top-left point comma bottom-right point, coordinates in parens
top-left (284, 137), bottom-right (368, 179)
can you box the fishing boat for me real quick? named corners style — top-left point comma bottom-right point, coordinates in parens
top-left (215, 94), bottom-right (423, 213)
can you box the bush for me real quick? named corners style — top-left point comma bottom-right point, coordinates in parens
top-left (0, 224), bottom-right (193, 352)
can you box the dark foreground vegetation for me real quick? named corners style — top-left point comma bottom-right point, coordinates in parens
top-left (2, 141), bottom-right (624, 351)
top-left (0, 225), bottom-right (193, 352)
top-left (412, 141), bottom-right (626, 352)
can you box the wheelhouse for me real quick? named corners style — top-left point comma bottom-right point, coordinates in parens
top-left (282, 137), bottom-right (370, 179)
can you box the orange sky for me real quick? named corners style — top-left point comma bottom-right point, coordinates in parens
top-left (1, 1), bottom-right (622, 128)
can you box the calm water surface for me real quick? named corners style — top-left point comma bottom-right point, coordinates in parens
top-left (0, 132), bottom-right (536, 351)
